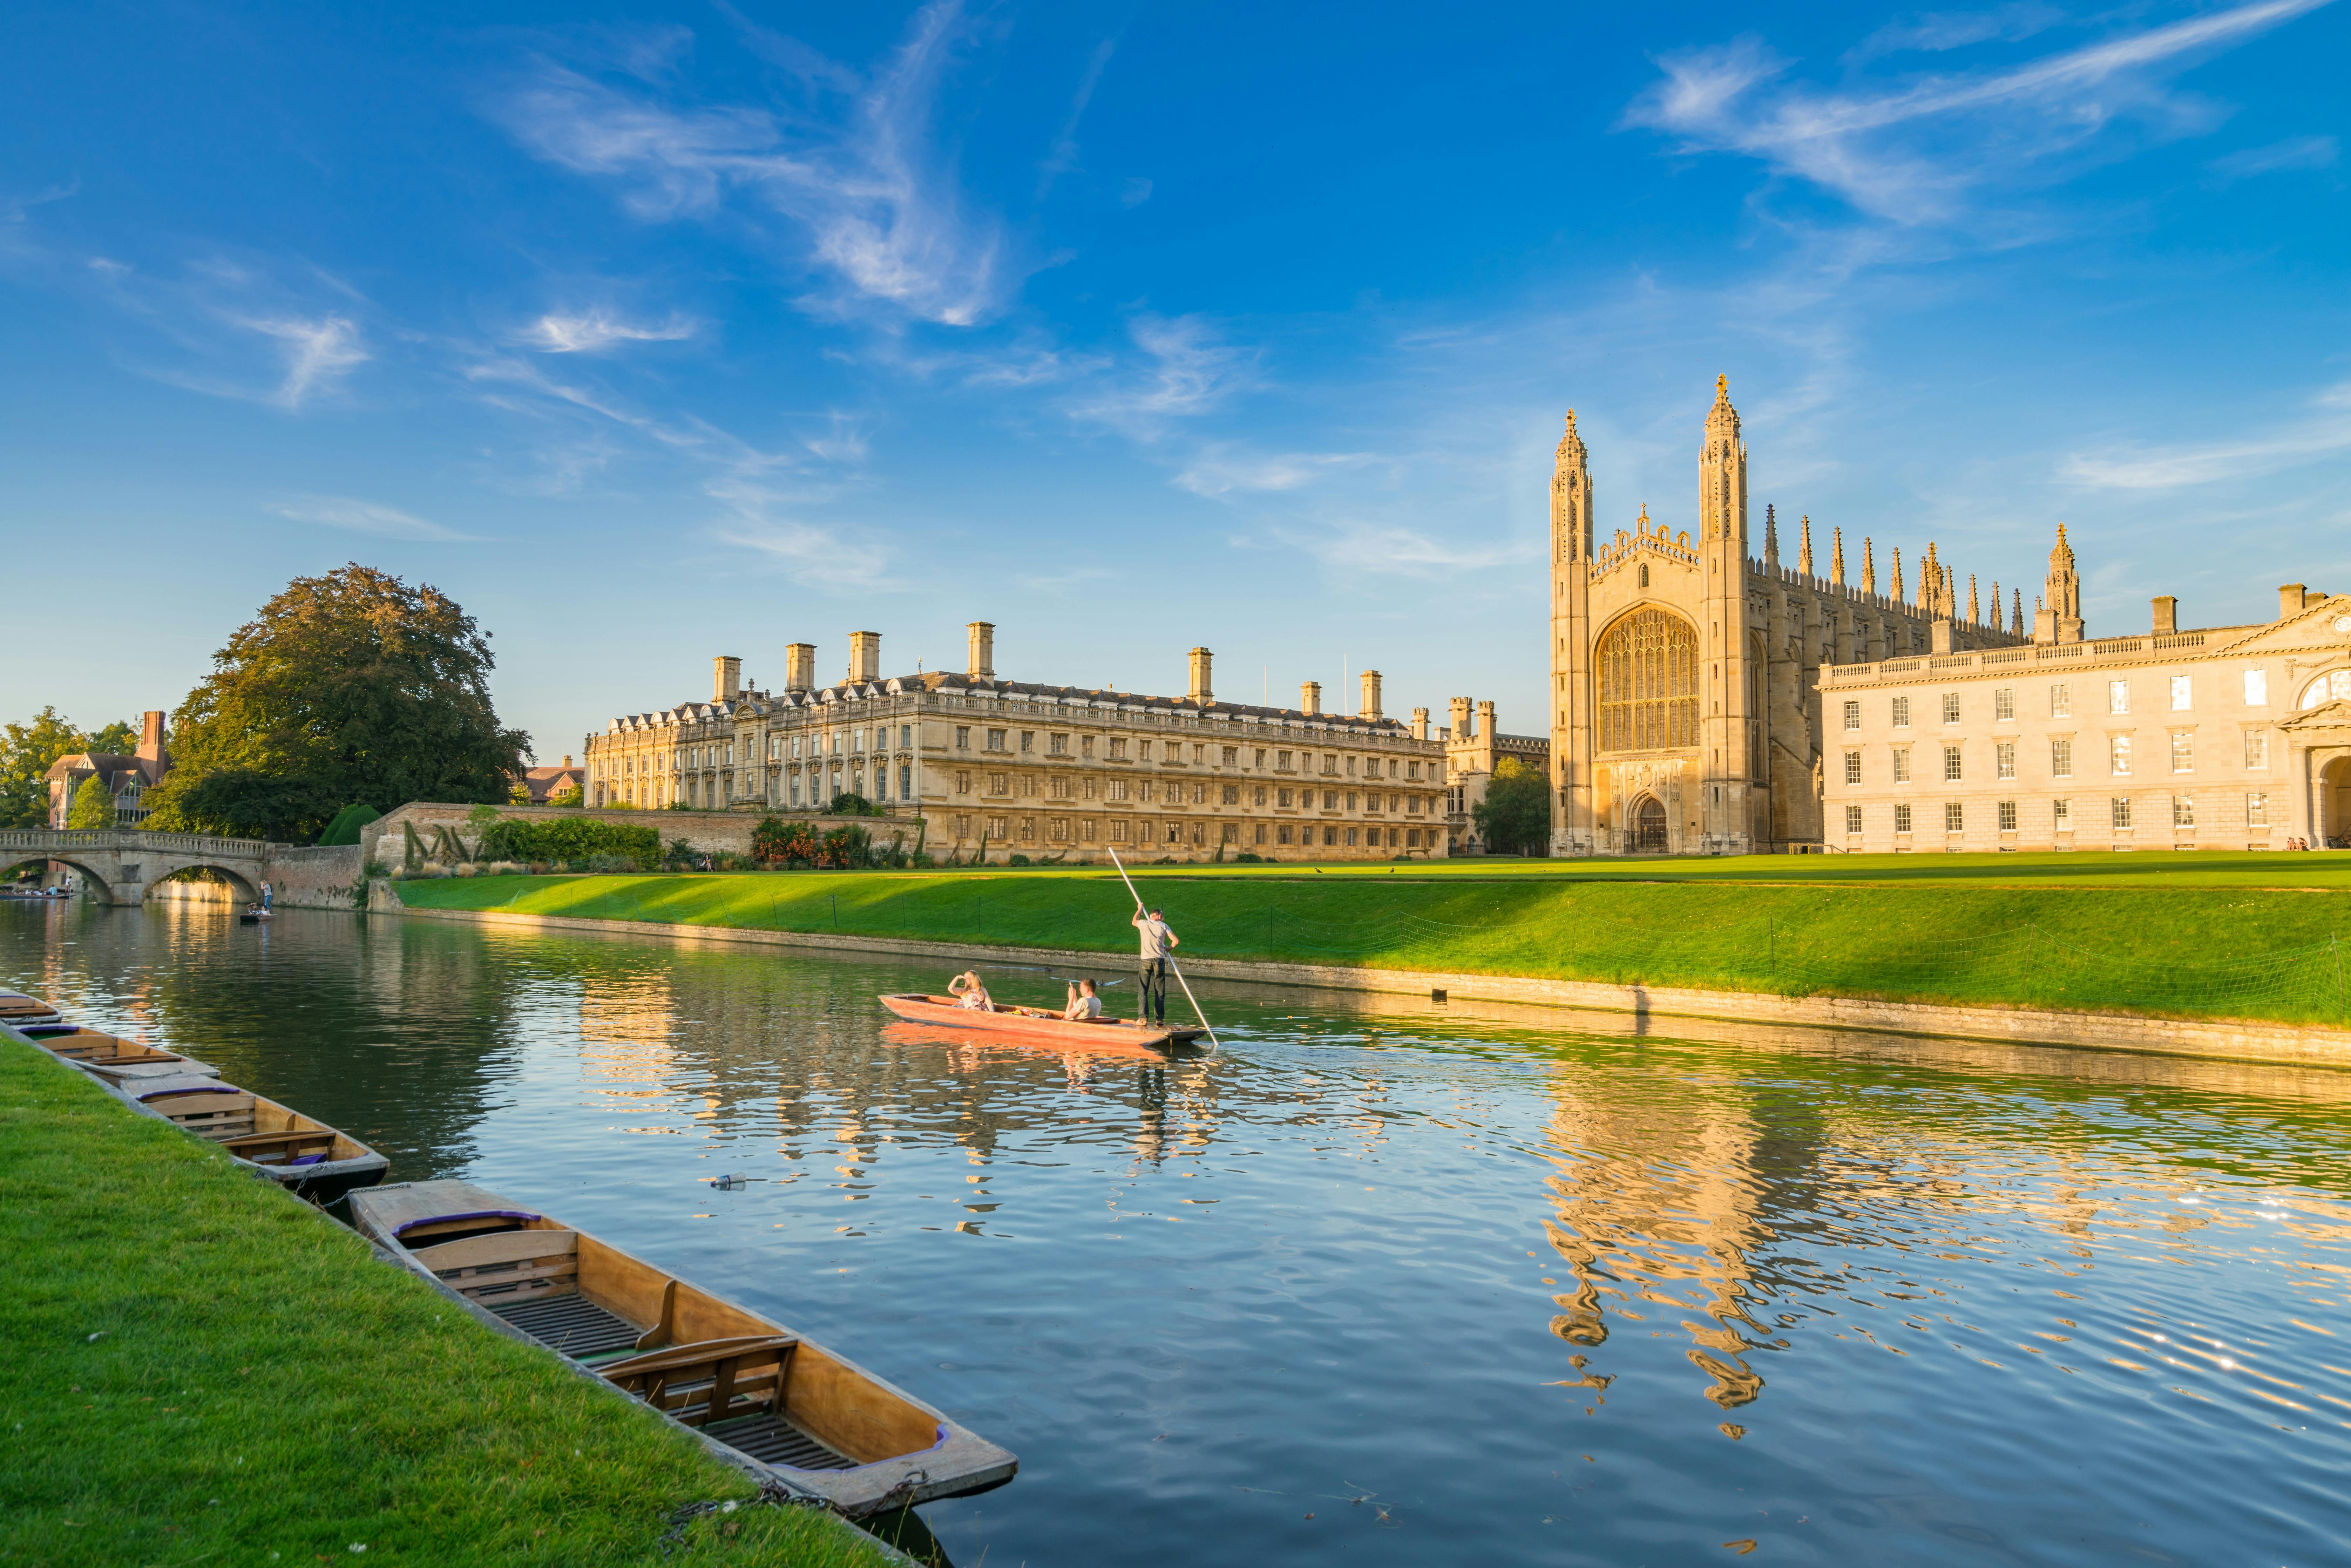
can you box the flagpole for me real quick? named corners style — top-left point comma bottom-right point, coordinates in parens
top-left (1108, 847), bottom-right (1221, 1050)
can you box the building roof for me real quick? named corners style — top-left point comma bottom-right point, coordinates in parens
top-left (601, 671), bottom-right (1420, 738)
top-left (46, 752), bottom-right (164, 789)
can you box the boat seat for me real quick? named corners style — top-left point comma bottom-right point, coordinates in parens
top-left (410, 1229), bottom-right (580, 1304)
top-left (599, 1335), bottom-right (798, 1430)
top-left (147, 1091), bottom-right (257, 1140)
top-left (219, 1128), bottom-right (338, 1166)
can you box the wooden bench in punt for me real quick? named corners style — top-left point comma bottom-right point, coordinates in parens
top-left (350, 1179), bottom-right (1017, 1518)
top-left (111, 1075), bottom-right (389, 1204)
top-left (35, 1027), bottom-right (219, 1085)
top-left (0, 989), bottom-right (65, 1034)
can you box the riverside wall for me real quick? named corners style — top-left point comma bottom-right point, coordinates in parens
top-left (360, 803), bottom-right (922, 866)
top-left (369, 884), bottom-right (2351, 1071)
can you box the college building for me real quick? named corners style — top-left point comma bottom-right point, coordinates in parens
top-left (1547, 378), bottom-right (2027, 855)
top-left (1442, 698), bottom-right (1550, 855)
top-left (46, 711), bottom-right (172, 828)
top-left (580, 625), bottom-right (1452, 862)
top-left (1822, 532), bottom-right (2351, 851)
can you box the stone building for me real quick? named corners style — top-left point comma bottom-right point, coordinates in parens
top-left (1823, 532), bottom-right (2351, 850)
top-left (516, 756), bottom-right (586, 805)
top-left (1442, 698), bottom-right (1551, 855)
top-left (581, 625), bottom-right (1451, 863)
top-left (1548, 379), bottom-right (2028, 854)
top-left (46, 711), bottom-right (171, 828)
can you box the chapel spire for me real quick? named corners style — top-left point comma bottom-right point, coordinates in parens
top-left (1891, 546), bottom-right (1905, 603)
top-left (2035, 523), bottom-right (2085, 644)
top-left (1830, 525), bottom-right (1845, 587)
top-left (1552, 409), bottom-right (1594, 563)
top-left (1764, 503), bottom-right (1780, 567)
top-left (1798, 515), bottom-right (1814, 577)
top-left (1699, 375), bottom-right (1747, 548)
top-left (1863, 537), bottom-right (1877, 596)
top-left (1967, 574), bottom-right (1980, 624)
top-left (2012, 587), bottom-right (2025, 638)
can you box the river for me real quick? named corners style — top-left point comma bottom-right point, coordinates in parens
top-left (9, 897), bottom-right (2351, 1566)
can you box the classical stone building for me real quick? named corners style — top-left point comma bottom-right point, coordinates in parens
top-left (1824, 532), bottom-right (2351, 850)
top-left (46, 711), bottom-right (171, 828)
top-left (1548, 379), bottom-right (2028, 854)
top-left (1442, 699), bottom-right (1550, 855)
top-left (582, 626), bottom-right (1450, 863)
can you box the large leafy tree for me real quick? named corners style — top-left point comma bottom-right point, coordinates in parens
top-left (0, 707), bottom-right (127, 829)
top-left (1471, 756), bottom-right (1553, 856)
top-left (68, 774), bottom-right (117, 829)
top-left (149, 565), bottom-right (529, 841)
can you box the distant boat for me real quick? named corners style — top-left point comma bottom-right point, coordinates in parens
top-left (879, 993), bottom-right (1206, 1050)
top-left (349, 1178), bottom-right (1018, 1518)
top-left (114, 1075), bottom-right (388, 1204)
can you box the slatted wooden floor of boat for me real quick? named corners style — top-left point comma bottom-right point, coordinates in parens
top-left (487, 1292), bottom-right (858, 1471)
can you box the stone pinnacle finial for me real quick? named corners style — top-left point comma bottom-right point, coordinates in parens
top-left (2012, 587), bottom-right (2025, 637)
top-left (1764, 503), bottom-right (1779, 566)
top-left (1863, 537), bottom-right (1877, 595)
top-left (1892, 546), bottom-right (1905, 603)
top-left (1968, 573), bottom-right (1980, 624)
top-left (1830, 524), bottom-right (1845, 586)
top-left (1798, 514), bottom-right (1814, 577)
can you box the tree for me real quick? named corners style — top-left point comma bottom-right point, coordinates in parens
top-left (0, 707), bottom-right (88, 828)
top-left (1471, 756), bottom-right (1552, 856)
top-left (68, 774), bottom-right (116, 829)
top-left (149, 564), bottom-right (530, 838)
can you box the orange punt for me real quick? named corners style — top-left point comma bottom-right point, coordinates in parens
top-left (877, 993), bottom-right (1205, 1050)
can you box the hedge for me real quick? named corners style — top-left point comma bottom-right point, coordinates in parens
top-left (474, 816), bottom-right (659, 867)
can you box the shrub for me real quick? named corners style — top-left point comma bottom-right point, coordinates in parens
top-left (753, 816), bottom-right (820, 867)
top-left (547, 785), bottom-right (583, 808)
top-left (827, 792), bottom-right (882, 817)
top-left (815, 826), bottom-right (871, 868)
top-left (318, 803), bottom-right (380, 846)
top-left (473, 815), bottom-right (657, 869)
top-left (1006, 854), bottom-right (1031, 867)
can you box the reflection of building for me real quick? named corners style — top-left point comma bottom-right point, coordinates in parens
top-left (1825, 553), bottom-right (2351, 850)
top-left (1542, 1087), bottom-right (1773, 1411)
top-left (1548, 381), bottom-right (2026, 854)
top-left (46, 710), bottom-right (171, 827)
top-left (1441, 698), bottom-right (1550, 855)
top-left (582, 628), bottom-right (1450, 863)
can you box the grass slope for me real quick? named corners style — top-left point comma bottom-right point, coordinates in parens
top-left (396, 854), bottom-right (2351, 1026)
top-left (0, 1036), bottom-right (898, 1568)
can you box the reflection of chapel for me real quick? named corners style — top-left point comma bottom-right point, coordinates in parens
top-left (1547, 379), bottom-right (2026, 854)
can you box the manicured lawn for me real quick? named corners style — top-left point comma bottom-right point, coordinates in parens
top-left (394, 854), bottom-right (2351, 1025)
top-left (0, 1034), bottom-right (900, 1568)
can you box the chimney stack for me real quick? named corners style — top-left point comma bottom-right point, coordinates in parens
top-left (1187, 647), bottom-right (1213, 706)
top-left (848, 631), bottom-right (881, 684)
top-left (561, 754), bottom-right (572, 769)
top-left (967, 621), bottom-right (995, 680)
top-left (1360, 670), bottom-right (1383, 721)
top-left (713, 656), bottom-right (742, 704)
top-left (1410, 706), bottom-right (1429, 742)
top-left (1300, 681), bottom-right (1321, 715)
top-left (785, 644), bottom-right (816, 693)
top-left (2153, 596), bottom-right (2177, 636)
top-left (136, 710), bottom-right (165, 761)
top-left (2281, 584), bottom-right (2309, 621)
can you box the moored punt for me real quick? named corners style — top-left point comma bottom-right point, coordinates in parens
top-left (879, 993), bottom-right (1205, 1050)
top-left (350, 1179), bottom-right (1018, 1517)
top-left (0, 989), bottom-right (66, 1034)
top-left (38, 1028), bottom-right (219, 1085)
top-left (113, 1075), bottom-right (388, 1204)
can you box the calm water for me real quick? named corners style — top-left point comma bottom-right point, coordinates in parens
top-left (9, 898), bottom-right (2351, 1567)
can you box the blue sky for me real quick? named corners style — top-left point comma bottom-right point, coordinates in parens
top-left (5, 0), bottom-right (2347, 761)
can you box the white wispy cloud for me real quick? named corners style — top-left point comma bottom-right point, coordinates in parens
top-left (1845, 4), bottom-right (2062, 64)
top-left (2062, 381), bottom-right (2351, 489)
top-left (1267, 519), bottom-right (1536, 576)
top-left (707, 484), bottom-right (887, 591)
top-left (1036, 39), bottom-right (1117, 200)
top-left (1625, 0), bottom-right (2338, 225)
top-left (494, 1), bottom-right (1013, 327)
top-left (269, 496), bottom-right (476, 541)
top-left (1175, 446), bottom-right (1372, 498)
top-left (524, 308), bottom-right (696, 352)
top-left (236, 314), bottom-right (367, 406)
top-left (2204, 132), bottom-right (2338, 182)
top-left (1067, 314), bottom-right (1258, 437)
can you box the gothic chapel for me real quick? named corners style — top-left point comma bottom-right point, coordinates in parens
top-left (1547, 379), bottom-right (2027, 854)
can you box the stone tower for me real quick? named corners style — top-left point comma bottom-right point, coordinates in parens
top-left (2034, 524), bottom-right (2085, 644)
top-left (1699, 376), bottom-right (1760, 848)
top-left (1550, 411), bottom-right (1594, 840)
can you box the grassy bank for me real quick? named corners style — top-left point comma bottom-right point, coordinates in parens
top-left (393, 852), bottom-right (2351, 1026)
top-left (0, 1034), bottom-right (900, 1568)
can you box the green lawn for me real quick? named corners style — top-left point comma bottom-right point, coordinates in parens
top-left (0, 1034), bottom-right (901, 1568)
top-left (393, 852), bottom-right (2351, 1026)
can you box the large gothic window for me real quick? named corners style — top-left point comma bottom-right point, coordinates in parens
top-left (1598, 609), bottom-right (1699, 753)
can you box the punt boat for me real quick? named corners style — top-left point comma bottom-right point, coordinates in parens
top-left (37, 1027), bottom-right (220, 1085)
top-left (0, 989), bottom-right (66, 1034)
top-left (349, 1179), bottom-right (1018, 1517)
top-left (113, 1074), bottom-right (389, 1203)
top-left (878, 993), bottom-right (1205, 1049)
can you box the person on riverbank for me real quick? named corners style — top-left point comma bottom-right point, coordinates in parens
top-left (1132, 907), bottom-right (1177, 1025)
top-left (1062, 979), bottom-right (1103, 1021)
top-left (948, 970), bottom-right (993, 1011)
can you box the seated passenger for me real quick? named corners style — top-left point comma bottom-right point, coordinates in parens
top-left (1062, 979), bottom-right (1103, 1021)
top-left (948, 971), bottom-right (993, 1011)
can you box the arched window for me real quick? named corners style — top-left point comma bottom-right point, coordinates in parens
top-left (2302, 671), bottom-right (2351, 707)
top-left (1597, 609), bottom-right (1699, 753)
top-left (1638, 564), bottom-right (1649, 588)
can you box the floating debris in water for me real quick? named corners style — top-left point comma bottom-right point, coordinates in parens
top-left (706, 1173), bottom-right (754, 1190)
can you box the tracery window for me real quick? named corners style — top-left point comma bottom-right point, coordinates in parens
top-left (1597, 609), bottom-right (1699, 753)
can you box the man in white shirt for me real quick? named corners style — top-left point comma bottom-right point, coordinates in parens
top-left (1132, 906), bottom-right (1177, 1024)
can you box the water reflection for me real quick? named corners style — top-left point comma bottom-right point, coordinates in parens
top-left (11, 899), bottom-right (2351, 1567)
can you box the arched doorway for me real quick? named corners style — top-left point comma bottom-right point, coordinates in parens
top-left (1633, 796), bottom-right (1668, 851)
top-left (2324, 757), bottom-right (2351, 849)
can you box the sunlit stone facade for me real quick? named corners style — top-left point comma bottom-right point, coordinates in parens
top-left (582, 626), bottom-right (1450, 863)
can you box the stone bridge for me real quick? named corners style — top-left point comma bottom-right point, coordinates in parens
top-left (0, 829), bottom-right (365, 909)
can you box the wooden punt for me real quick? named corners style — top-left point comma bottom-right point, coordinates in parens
top-left (0, 989), bottom-right (66, 1034)
top-left (879, 993), bottom-right (1205, 1050)
top-left (37, 1027), bottom-right (219, 1085)
top-left (349, 1179), bottom-right (1018, 1517)
top-left (114, 1075), bottom-right (389, 1204)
